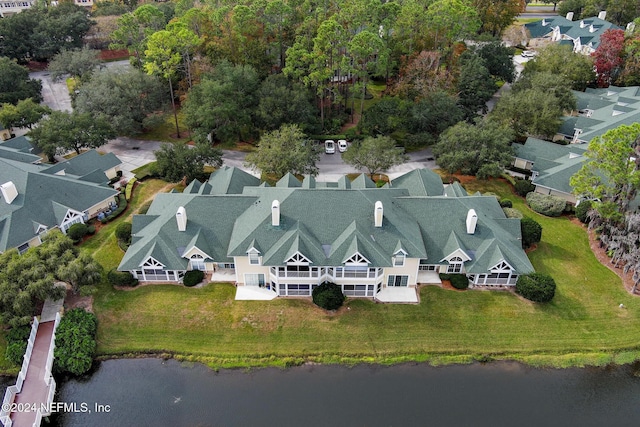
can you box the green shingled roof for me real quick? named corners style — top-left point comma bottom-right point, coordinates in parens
top-left (120, 167), bottom-right (533, 276)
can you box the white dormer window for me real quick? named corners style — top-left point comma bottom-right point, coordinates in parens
top-left (447, 256), bottom-right (464, 273)
top-left (344, 252), bottom-right (370, 266)
top-left (190, 254), bottom-right (205, 271)
top-left (248, 249), bottom-right (260, 265)
top-left (393, 251), bottom-right (406, 267)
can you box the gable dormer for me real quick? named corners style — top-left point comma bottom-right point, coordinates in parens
top-left (393, 248), bottom-right (407, 267)
top-left (344, 251), bottom-right (370, 266)
top-left (286, 251), bottom-right (311, 265)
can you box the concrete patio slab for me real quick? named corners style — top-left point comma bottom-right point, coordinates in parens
top-left (235, 286), bottom-right (278, 301)
top-left (375, 288), bottom-right (419, 304)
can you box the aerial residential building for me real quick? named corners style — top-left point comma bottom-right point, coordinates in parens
top-left (119, 167), bottom-right (534, 303)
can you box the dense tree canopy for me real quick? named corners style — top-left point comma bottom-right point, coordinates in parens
top-left (524, 44), bottom-right (595, 91)
top-left (473, 0), bottom-right (525, 36)
top-left (0, 3), bottom-right (94, 63)
top-left (511, 71), bottom-right (576, 112)
top-left (28, 111), bottom-right (116, 161)
top-left (0, 58), bottom-right (42, 105)
top-left (48, 48), bottom-right (101, 83)
top-left (74, 69), bottom-right (167, 136)
top-left (433, 119), bottom-right (515, 178)
top-left (245, 124), bottom-right (321, 179)
top-left (475, 41), bottom-right (516, 83)
top-left (457, 52), bottom-right (497, 119)
top-left (0, 232), bottom-right (99, 327)
top-left (570, 123), bottom-right (640, 224)
top-left (154, 142), bottom-right (223, 183)
top-left (0, 99), bottom-right (50, 132)
top-left (490, 88), bottom-right (563, 140)
top-left (183, 61), bottom-right (259, 143)
top-left (591, 29), bottom-right (626, 88)
top-left (342, 135), bottom-right (409, 176)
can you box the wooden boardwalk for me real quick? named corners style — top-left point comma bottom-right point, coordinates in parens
top-left (9, 321), bottom-right (55, 427)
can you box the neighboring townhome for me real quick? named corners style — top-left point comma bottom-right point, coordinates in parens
top-left (0, 0), bottom-right (92, 17)
top-left (525, 12), bottom-right (622, 55)
top-left (119, 167), bottom-right (533, 303)
top-left (0, 137), bottom-right (121, 253)
top-left (511, 86), bottom-right (640, 206)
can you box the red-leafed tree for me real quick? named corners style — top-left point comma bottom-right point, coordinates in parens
top-left (592, 29), bottom-right (625, 88)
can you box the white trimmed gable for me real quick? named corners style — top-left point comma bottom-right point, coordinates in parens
top-left (441, 248), bottom-right (471, 263)
top-left (182, 246), bottom-right (211, 260)
top-left (140, 256), bottom-right (165, 268)
top-left (286, 251), bottom-right (311, 265)
top-left (490, 260), bottom-right (514, 272)
top-left (344, 251), bottom-right (370, 265)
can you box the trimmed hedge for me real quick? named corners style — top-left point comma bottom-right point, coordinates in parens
top-left (499, 199), bottom-right (513, 208)
top-left (521, 217), bottom-right (542, 248)
top-left (514, 179), bottom-right (535, 197)
top-left (503, 207), bottom-right (523, 219)
top-left (125, 177), bottom-right (137, 201)
top-left (107, 269), bottom-right (138, 287)
top-left (575, 200), bottom-right (592, 224)
top-left (115, 222), bottom-right (132, 244)
top-left (449, 274), bottom-right (469, 290)
top-left (526, 192), bottom-right (566, 217)
top-left (312, 282), bottom-right (345, 310)
top-left (184, 270), bottom-right (205, 287)
top-left (516, 273), bottom-right (556, 302)
top-left (67, 223), bottom-right (88, 242)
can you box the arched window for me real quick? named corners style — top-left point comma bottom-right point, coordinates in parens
top-left (447, 256), bottom-right (463, 274)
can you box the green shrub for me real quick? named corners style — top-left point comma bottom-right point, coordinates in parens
top-left (312, 282), bottom-right (345, 310)
top-left (516, 273), bottom-right (556, 302)
top-left (503, 207), bottom-right (523, 218)
top-left (107, 269), bottom-right (138, 287)
top-left (5, 325), bottom-right (31, 365)
top-left (87, 225), bottom-right (96, 235)
top-left (449, 274), bottom-right (469, 290)
top-left (575, 200), bottom-right (592, 224)
top-left (115, 222), bottom-right (132, 244)
top-left (514, 179), bottom-right (535, 197)
top-left (521, 217), bottom-right (542, 248)
top-left (499, 198), bottom-right (513, 208)
top-left (105, 194), bottom-right (127, 221)
top-left (438, 273), bottom-right (451, 281)
top-left (376, 179), bottom-right (386, 188)
top-left (54, 309), bottom-right (97, 376)
top-left (67, 223), bottom-right (89, 242)
top-left (526, 192), bottom-right (566, 217)
top-left (184, 270), bottom-right (205, 287)
top-left (125, 177), bottom-right (137, 201)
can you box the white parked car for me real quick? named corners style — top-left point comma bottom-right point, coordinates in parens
top-left (338, 139), bottom-right (348, 153)
top-left (325, 140), bottom-right (336, 154)
top-left (521, 50), bottom-right (536, 58)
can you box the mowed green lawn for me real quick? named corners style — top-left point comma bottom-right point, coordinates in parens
top-left (89, 177), bottom-right (640, 368)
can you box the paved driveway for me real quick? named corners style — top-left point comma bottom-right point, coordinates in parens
top-left (99, 137), bottom-right (162, 179)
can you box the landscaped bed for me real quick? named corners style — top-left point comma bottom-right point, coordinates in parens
top-left (89, 177), bottom-right (640, 369)
top-left (3, 176), bottom-right (638, 374)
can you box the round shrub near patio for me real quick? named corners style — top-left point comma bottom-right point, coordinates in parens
top-left (107, 269), bottom-right (138, 287)
top-left (184, 270), bottom-right (205, 287)
top-left (67, 223), bottom-right (89, 242)
top-left (499, 199), bottom-right (513, 208)
top-left (521, 217), bottom-right (542, 248)
top-left (526, 192), bottom-right (566, 217)
top-left (514, 179), bottom-right (535, 197)
top-left (575, 200), bottom-right (592, 224)
top-left (312, 282), bottom-right (345, 310)
top-left (449, 274), bottom-right (469, 290)
top-left (516, 273), bottom-right (556, 303)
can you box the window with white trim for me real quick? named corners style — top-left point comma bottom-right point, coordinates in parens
top-left (248, 250), bottom-right (260, 265)
top-left (447, 256), bottom-right (463, 273)
top-left (245, 274), bottom-right (265, 287)
top-left (190, 254), bottom-right (205, 271)
top-left (387, 275), bottom-right (408, 287)
top-left (393, 252), bottom-right (405, 267)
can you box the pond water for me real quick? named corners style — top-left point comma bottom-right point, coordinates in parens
top-left (47, 358), bottom-right (640, 427)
